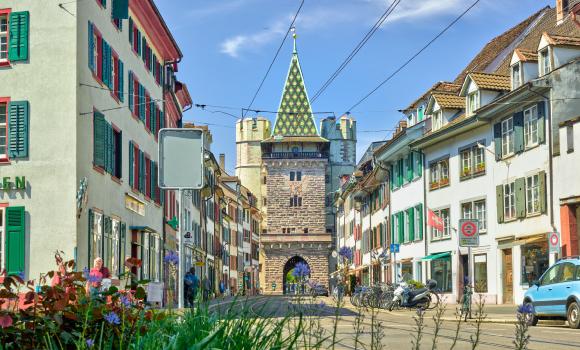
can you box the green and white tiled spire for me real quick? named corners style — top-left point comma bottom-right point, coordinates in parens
top-left (272, 30), bottom-right (319, 137)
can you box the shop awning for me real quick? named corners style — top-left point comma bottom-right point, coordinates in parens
top-left (421, 252), bottom-right (451, 261)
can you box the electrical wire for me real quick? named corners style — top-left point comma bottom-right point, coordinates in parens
top-left (344, 0), bottom-right (481, 113)
top-left (310, 0), bottom-right (401, 103)
top-left (241, 0), bottom-right (305, 119)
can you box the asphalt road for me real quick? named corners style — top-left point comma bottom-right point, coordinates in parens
top-left (209, 295), bottom-right (580, 350)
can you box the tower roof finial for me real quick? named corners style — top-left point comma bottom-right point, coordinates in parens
top-left (291, 26), bottom-right (297, 54)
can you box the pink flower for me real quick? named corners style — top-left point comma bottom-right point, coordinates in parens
top-left (0, 314), bottom-right (13, 328)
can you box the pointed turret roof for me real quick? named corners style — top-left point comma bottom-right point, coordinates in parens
top-left (271, 34), bottom-right (319, 137)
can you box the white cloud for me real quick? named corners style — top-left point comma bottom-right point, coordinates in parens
top-left (219, 0), bottom-right (474, 58)
top-left (220, 20), bottom-right (286, 58)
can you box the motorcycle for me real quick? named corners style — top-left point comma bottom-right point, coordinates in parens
top-left (388, 278), bottom-right (439, 311)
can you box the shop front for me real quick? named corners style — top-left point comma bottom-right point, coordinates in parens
top-left (498, 234), bottom-right (550, 304)
top-left (424, 252), bottom-right (452, 294)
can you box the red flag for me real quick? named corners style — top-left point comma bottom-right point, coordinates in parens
top-left (428, 209), bottom-right (444, 231)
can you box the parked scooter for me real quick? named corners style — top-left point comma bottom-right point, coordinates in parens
top-left (388, 278), bottom-right (439, 311)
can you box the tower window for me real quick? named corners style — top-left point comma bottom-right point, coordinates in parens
top-left (290, 195), bottom-right (302, 207)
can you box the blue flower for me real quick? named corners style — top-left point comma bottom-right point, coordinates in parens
top-left (292, 262), bottom-right (310, 278)
top-left (86, 339), bottom-right (94, 348)
top-left (318, 301), bottom-right (326, 309)
top-left (120, 295), bottom-right (131, 308)
top-left (517, 304), bottom-right (534, 315)
top-left (164, 251), bottom-right (179, 265)
top-left (87, 273), bottom-right (102, 284)
top-left (104, 312), bottom-right (121, 325)
top-left (83, 267), bottom-right (90, 279)
top-left (17, 271), bottom-right (25, 280)
top-left (339, 247), bottom-right (353, 261)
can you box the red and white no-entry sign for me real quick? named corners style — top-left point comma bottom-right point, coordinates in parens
top-left (459, 219), bottom-right (479, 247)
top-left (549, 232), bottom-right (561, 254)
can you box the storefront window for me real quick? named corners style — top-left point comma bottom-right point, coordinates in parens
top-left (430, 255), bottom-right (452, 293)
top-left (401, 262), bottom-right (413, 280)
top-left (474, 254), bottom-right (488, 293)
top-left (521, 241), bottom-right (549, 285)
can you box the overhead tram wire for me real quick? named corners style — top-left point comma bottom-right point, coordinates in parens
top-left (241, 0), bottom-right (305, 119)
top-left (310, 0), bottom-right (402, 103)
top-left (344, 0), bottom-right (481, 113)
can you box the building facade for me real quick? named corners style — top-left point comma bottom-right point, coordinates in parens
top-left (0, 0), bottom-right (190, 304)
top-left (235, 39), bottom-right (356, 294)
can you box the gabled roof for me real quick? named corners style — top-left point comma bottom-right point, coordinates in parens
top-left (454, 7), bottom-right (549, 84)
top-left (402, 82), bottom-right (461, 112)
top-left (460, 72), bottom-right (511, 96)
top-left (271, 41), bottom-right (318, 137)
top-left (542, 32), bottom-right (580, 47)
top-left (430, 93), bottom-right (465, 110)
top-left (513, 48), bottom-right (538, 62)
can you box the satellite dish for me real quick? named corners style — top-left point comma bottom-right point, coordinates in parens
top-left (331, 250), bottom-right (338, 258)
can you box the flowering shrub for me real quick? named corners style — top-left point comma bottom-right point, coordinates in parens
top-left (292, 262), bottom-right (310, 279)
top-left (0, 252), bottom-right (162, 349)
top-left (339, 246), bottom-right (353, 262)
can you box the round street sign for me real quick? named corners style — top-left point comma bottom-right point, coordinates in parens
top-left (550, 233), bottom-right (559, 246)
top-left (461, 221), bottom-right (477, 237)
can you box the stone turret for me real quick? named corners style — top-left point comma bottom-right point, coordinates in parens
top-left (235, 117), bottom-right (271, 212)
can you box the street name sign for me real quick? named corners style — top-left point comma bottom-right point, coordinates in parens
top-left (390, 243), bottom-right (400, 253)
top-left (459, 219), bottom-right (479, 247)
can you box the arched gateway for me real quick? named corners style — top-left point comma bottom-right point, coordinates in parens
top-left (282, 256), bottom-right (309, 294)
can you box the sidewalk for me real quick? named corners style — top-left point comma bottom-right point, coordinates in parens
top-left (439, 304), bottom-right (565, 325)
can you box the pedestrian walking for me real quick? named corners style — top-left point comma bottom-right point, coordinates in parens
top-left (202, 276), bottom-right (211, 301)
top-left (184, 268), bottom-right (199, 308)
top-left (219, 279), bottom-right (225, 298)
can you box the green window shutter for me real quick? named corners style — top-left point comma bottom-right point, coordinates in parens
top-left (514, 112), bottom-right (524, 154)
top-left (119, 222), bottom-right (126, 276)
top-left (408, 207), bottom-right (415, 241)
top-left (494, 123), bottom-right (502, 160)
top-left (118, 59), bottom-right (124, 102)
top-left (515, 177), bottom-right (526, 218)
top-left (142, 38), bottom-right (147, 61)
top-left (397, 159), bottom-right (403, 187)
top-left (88, 22), bottom-right (94, 72)
top-left (417, 152), bottom-right (423, 177)
top-left (160, 110), bottom-right (165, 129)
top-left (139, 85), bottom-right (146, 122)
top-left (398, 212), bottom-right (404, 244)
top-left (406, 154), bottom-right (413, 182)
top-left (539, 170), bottom-right (547, 214)
top-left (417, 204), bottom-right (424, 240)
top-left (128, 141), bottom-right (134, 187)
top-left (496, 185), bottom-right (504, 223)
top-left (136, 30), bottom-right (141, 55)
top-left (537, 101), bottom-right (546, 144)
top-left (128, 72), bottom-right (133, 111)
top-left (101, 41), bottom-right (108, 86)
top-left (139, 150), bottom-right (145, 192)
top-left (389, 165), bottom-right (394, 190)
top-left (6, 206), bottom-right (25, 276)
top-left (106, 124), bottom-right (114, 174)
top-left (93, 111), bottom-right (106, 167)
top-left (88, 208), bottom-right (94, 262)
top-left (150, 160), bottom-right (156, 198)
top-left (8, 101), bottom-right (29, 159)
top-left (390, 215), bottom-right (395, 244)
top-left (8, 11), bottom-right (29, 62)
top-left (112, 0), bottom-right (129, 19)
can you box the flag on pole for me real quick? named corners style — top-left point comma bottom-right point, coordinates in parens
top-left (427, 209), bottom-right (444, 231)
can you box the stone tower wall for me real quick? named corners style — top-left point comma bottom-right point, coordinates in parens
top-left (235, 117), bottom-right (271, 212)
top-left (264, 159), bottom-right (327, 234)
top-left (263, 243), bottom-right (330, 294)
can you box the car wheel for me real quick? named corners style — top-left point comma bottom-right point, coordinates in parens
top-left (567, 302), bottom-right (580, 329)
top-left (523, 302), bottom-right (538, 326)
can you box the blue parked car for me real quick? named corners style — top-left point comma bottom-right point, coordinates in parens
top-left (523, 257), bottom-right (580, 328)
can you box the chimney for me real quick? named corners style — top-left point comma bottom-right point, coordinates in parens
top-left (557, 0), bottom-right (569, 24)
top-left (219, 153), bottom-right (225, 170)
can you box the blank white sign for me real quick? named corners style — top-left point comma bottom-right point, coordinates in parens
top-left (158, 128), bottom-right (204, 189)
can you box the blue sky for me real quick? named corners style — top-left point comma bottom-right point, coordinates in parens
top-left (155, 0), bottom-right (552, 174)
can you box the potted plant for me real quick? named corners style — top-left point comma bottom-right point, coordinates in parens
top-left (462, 167), bottom-right (471, 177)
top-left (440, 177), bottom-right (449, 186)
top-left (430, 181), bottom-right (439, 190)
top-left (476, 163), bottom-right (485, 173)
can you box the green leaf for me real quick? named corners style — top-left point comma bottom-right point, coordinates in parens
top-left (135, 286), bottom-right (146, 299)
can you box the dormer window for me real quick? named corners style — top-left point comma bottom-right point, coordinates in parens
top-left (467, 91), bottom-right (480, 116)
top-left (511, 63), bottom-right (521, 89)
top-left (539, 48), bottom-right (551, 76)
top-left (433, 110), bottom-right (443, 131)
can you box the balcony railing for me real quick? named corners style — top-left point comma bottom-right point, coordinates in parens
top-left (262, 152), bottom-right (326, 159)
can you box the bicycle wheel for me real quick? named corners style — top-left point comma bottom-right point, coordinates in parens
top-left (388, 299), bottom-right (400, 312)
top-left (425, 292), bottom-right (440, 310)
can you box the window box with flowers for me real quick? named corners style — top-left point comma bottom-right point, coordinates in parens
top-left (429, 157), bottom-right (449, 191)
top-left (459, 142), bottom-right (486, 181)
